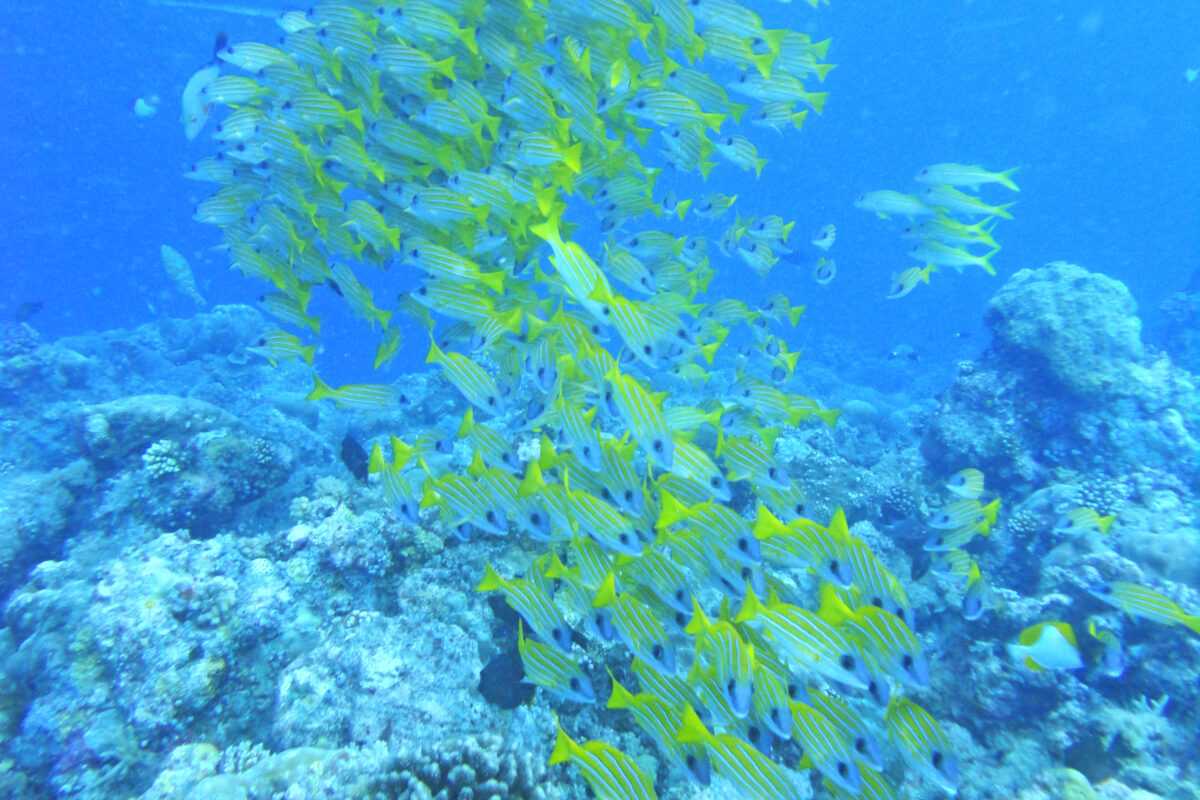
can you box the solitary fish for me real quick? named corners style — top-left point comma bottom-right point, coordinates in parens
top-left (161, 245), bottom-right (205, 306)
top-left (886, 265), bottom-right (933, 299)
top-left (1007, 622), bottom-right (1083, 671)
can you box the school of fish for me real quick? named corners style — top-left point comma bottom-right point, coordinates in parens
top-left (175, 2), bottom-right (1199, 799)
top-left (855, 163), bottom-right (1019, 298)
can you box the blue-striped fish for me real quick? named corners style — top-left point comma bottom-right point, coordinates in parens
top-left (1089, 581), bottom-right (1200, 634)
top-left (946, 467), bottom-right (985, 499)
top-left (673, 705), bottom-right (809, 800)
top-left (518, 622), bottom-right (594, 704)
top-left (791, 700), bottom-right (863, 795)
top-left (426, 337), bottom-right (506, 416)
top-left (884, 697), bottom-right (960, 795)
top-left (477, 563), bottom-right (573, 652)
top-left (304, 376), bottom-right (404, 409)
top-left (606, 366), bottom-right (675, 469)
top-left (735, 586), bottom-right (871, 690)
top-left (685, 613), bottom-right (756, 718)
top-left (549, 724), bottom-right (657, 800)
top-left (593, 573), bottom-right (676, 673)
top-left (607, 678), bottom-right (711, 785)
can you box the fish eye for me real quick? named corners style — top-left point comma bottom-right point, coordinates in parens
top-left (487, 396), bottom-right (496, 406)
top-left (624, 490), bottom-right (634, 502)
top-left (737, 537), bottom-right (749, 552)
top-left (902, 654), bottom-right (914, 670)
top-left (727, 678), bottom-right (735, 694)
top-left (568, 677), bottom-right (579, 690)
top-left (770, 708), bottom-right (780, 723)
top-left (787, 684), bottom-right (799, 699)
top-left (643, 345), bottom-right (651, 355)
top-left (931, 751), bottom-right (944, 768)
top-left (653, 440), bottom-right (663, 452)
top-left (871, 596), bottom-right (883, 607)
top-left (486, 510), bottom-right (496, 523)
top-left (767, 467), bottom-right (777, 479)
top-left (619, 532), bottom-right (629, 544)
top-left (710, 477), bottom-right (721, 488)
top-left (839, 654), bottom-right (855, 670)
top-left (747, 726), bottom-right (760, 743)
top-left (896, 607), bottom-right (907, 622)
top-left (552, 626), bottom-right (563, 640)
top-left (630, 237), bottom-right (639, 246)
top-left (830, 559), bottom-right (840, 572)
top-left (256, 337), bottom-right (266, 345)
top-left (651, 644), bottom-right (664, 659)
top-left (685, 753), bottom-right (697, 767)
top-left (675, 589), bottom-right (685, 602)
top-left (855, 738), bottom-right (867, 753)
top-left (837, 762), bottom-right (849, 778)
top-left (795, 504), bottom-right (805, 515)
top-left (530, 513), bottom-right (541, 525)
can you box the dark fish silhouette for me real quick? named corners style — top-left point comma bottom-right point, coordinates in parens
top-left (14, 301), bottom-right (43, 323)
top-left (340, 435), bottom-right (369, 483)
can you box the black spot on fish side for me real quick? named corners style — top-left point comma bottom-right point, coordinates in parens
top-left (478, 650), bottom-right (534, 710)
top-left (339, 435), bottom-right (369, 483)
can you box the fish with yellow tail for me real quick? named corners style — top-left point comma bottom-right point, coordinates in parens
top-left (673, 704), bottom-right (811, 800)
top-left (1087, 618), bottom-right (1126, 678)
top-left (886, 265), bottom-right (934, 299)
top-left (517, 622), bottom-right (594, 704)
top-left (426, 337), bottom-right (506, 417)
top-left (884, 696), bottom-right (960, 794)
top-left (915, 163), bottom-right (1021, 192)
top-left (550, 722), bottom-right (657, 800)
top-left (304, 376), bottom-right (404, 410)
top-left (607, 677), bottom-right (712, 785)
top-left (1008, 622), bottom-right (1084, 671)
top-left (1089, 581), bottom-right (1200, 634)
top-left (1053, 507), bottom-right (1116, 537)
top-left (247, 329), bottom-right (315, 367)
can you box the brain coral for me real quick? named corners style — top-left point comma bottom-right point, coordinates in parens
top-left (984, 261), bottom-right (1145, 401)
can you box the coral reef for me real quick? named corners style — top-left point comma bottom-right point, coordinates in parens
top-left (923, 262), bottom-right (1199, 488)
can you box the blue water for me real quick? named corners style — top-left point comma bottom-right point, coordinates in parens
top-left (2, 3), bottom-right (1200, 799)
top-left (4, 0), bottom-right (1196, 382)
